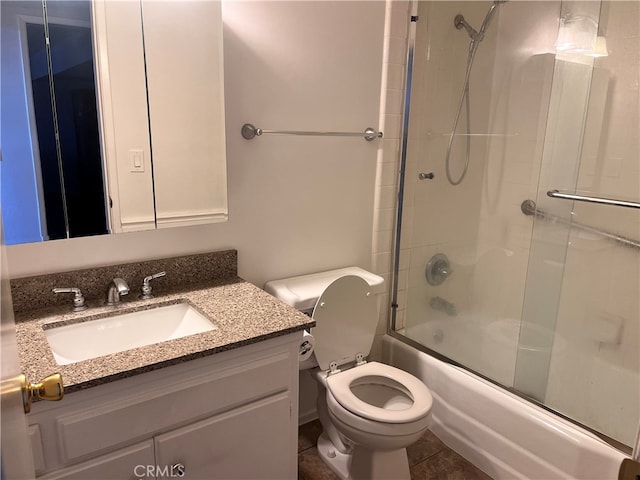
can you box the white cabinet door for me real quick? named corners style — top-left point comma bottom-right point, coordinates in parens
top-left (141, 0), bottom-right (228, 229)
top-left (92, 0), bottom-right (228, 233)
top-left (92, 0), bottom-right (156, 233)
top-left (39, 440), bottom-right (155, 480)
top-left (154, 394), bottom-right (293, 480)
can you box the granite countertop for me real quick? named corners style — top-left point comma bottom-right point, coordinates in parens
top-left (16, 276), bottom-right (314, 394)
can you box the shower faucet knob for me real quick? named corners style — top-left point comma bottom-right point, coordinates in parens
top-left (426, 253), bottom-right (452, 286)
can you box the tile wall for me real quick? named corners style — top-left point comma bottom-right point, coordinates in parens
top-left (370, 0), bottom-right (411, 361)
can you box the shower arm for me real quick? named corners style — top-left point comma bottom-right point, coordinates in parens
top-left (454, 15), bottom-right (483, 42)
top-left (454, 1), bottom-right (504, 43)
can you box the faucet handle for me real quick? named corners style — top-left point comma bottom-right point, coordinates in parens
top-left (52, 287), bottom-right (88, 312)
top-left (141, 271), bottom-right (166, 299)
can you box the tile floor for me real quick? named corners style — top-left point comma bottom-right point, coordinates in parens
top-left (298, 420), bottom-right (493, 480)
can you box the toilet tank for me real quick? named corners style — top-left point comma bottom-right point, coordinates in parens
top-left (264, 267), bottom-right (385, 314)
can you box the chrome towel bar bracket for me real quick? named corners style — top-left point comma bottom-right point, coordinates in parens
top-left (241, 123), bottom-right (383, 142)
top-left (547, 190), bottom-right (640, 209)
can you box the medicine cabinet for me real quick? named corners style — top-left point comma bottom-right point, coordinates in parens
top-left (0, 0), bottom-right (228, 244)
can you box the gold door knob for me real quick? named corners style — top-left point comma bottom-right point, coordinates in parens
top-left (20, 373), bottom-right (64, 413)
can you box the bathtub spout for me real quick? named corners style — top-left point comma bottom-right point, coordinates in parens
top-left (429, 296), bottom-right (457, 316)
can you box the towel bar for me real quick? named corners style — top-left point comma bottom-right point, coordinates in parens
top-left (241, 123), bottom-right (383, 142)
top-left (547, 190), bottom-right (640, 210)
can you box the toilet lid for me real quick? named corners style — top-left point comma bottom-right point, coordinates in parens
top-left (311, 275), bottom-right (378, 371)
top-left (326, 362), bottom-right (433, 423)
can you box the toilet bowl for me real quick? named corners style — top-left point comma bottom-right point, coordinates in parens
top-left (265, 268), bottom-right (433, 480)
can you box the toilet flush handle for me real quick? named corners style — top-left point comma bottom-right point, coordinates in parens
top-left (300, 340), bottom-right (313, 356)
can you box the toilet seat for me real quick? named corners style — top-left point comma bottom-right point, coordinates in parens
top-left (325, 387), bottom-right (431, 441)
top-left (326, 362), bottom-right (433, 424)
top-left (310, 275), bottom-right (378, 371)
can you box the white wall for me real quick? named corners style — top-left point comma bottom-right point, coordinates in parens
top-left (5, 1), bottom-right (386, 288)
top-left (370, 0), bottom-right (411, 363)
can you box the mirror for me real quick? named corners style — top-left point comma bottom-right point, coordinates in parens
top-left (0, 0), bottom-right (228, 245)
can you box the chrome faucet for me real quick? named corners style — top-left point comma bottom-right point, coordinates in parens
top-left (106, 278), bottom-right (130, 306)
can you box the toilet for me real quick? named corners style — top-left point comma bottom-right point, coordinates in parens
top-left (265, 267), bottom-right (433, 480)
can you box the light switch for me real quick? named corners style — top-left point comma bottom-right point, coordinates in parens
top-left (129, 149), bottom-right (144, 173)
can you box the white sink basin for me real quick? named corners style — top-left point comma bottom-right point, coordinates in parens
top-left (45, 303), bottom-right (217, 365)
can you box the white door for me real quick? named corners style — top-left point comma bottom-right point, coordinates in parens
top-left (1, 217), bottom-right (36, 478)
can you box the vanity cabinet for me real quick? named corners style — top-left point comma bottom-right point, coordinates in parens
top-left (33, 441), bottom-right (155, 480)
top-left (28, 334), bottom-right (300, 479)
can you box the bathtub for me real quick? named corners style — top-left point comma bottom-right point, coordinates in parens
top-left (399, 315), bottom-right (569, 391)
top-left (382, 334), bottom-right (626, 480)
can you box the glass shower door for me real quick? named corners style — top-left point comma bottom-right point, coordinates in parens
top-left (515, 0), bottom-right (639, 446)
top-left (397, 0), bottom-right (565, 389)
top-left (393, 0), bottom-right (639, 449)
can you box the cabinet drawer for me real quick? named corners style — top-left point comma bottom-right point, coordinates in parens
top-left (56, 351), bottom-right (291, 462)
top-left (39, 440), bottom-right (154, 480)
top-left (154, 393), bottom-right (293, 479)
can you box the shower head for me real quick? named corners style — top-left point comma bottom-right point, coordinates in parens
top-left (455, 0), bottom-right (507, 42)
top-left (479, 1), bottom-right (502, 37)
